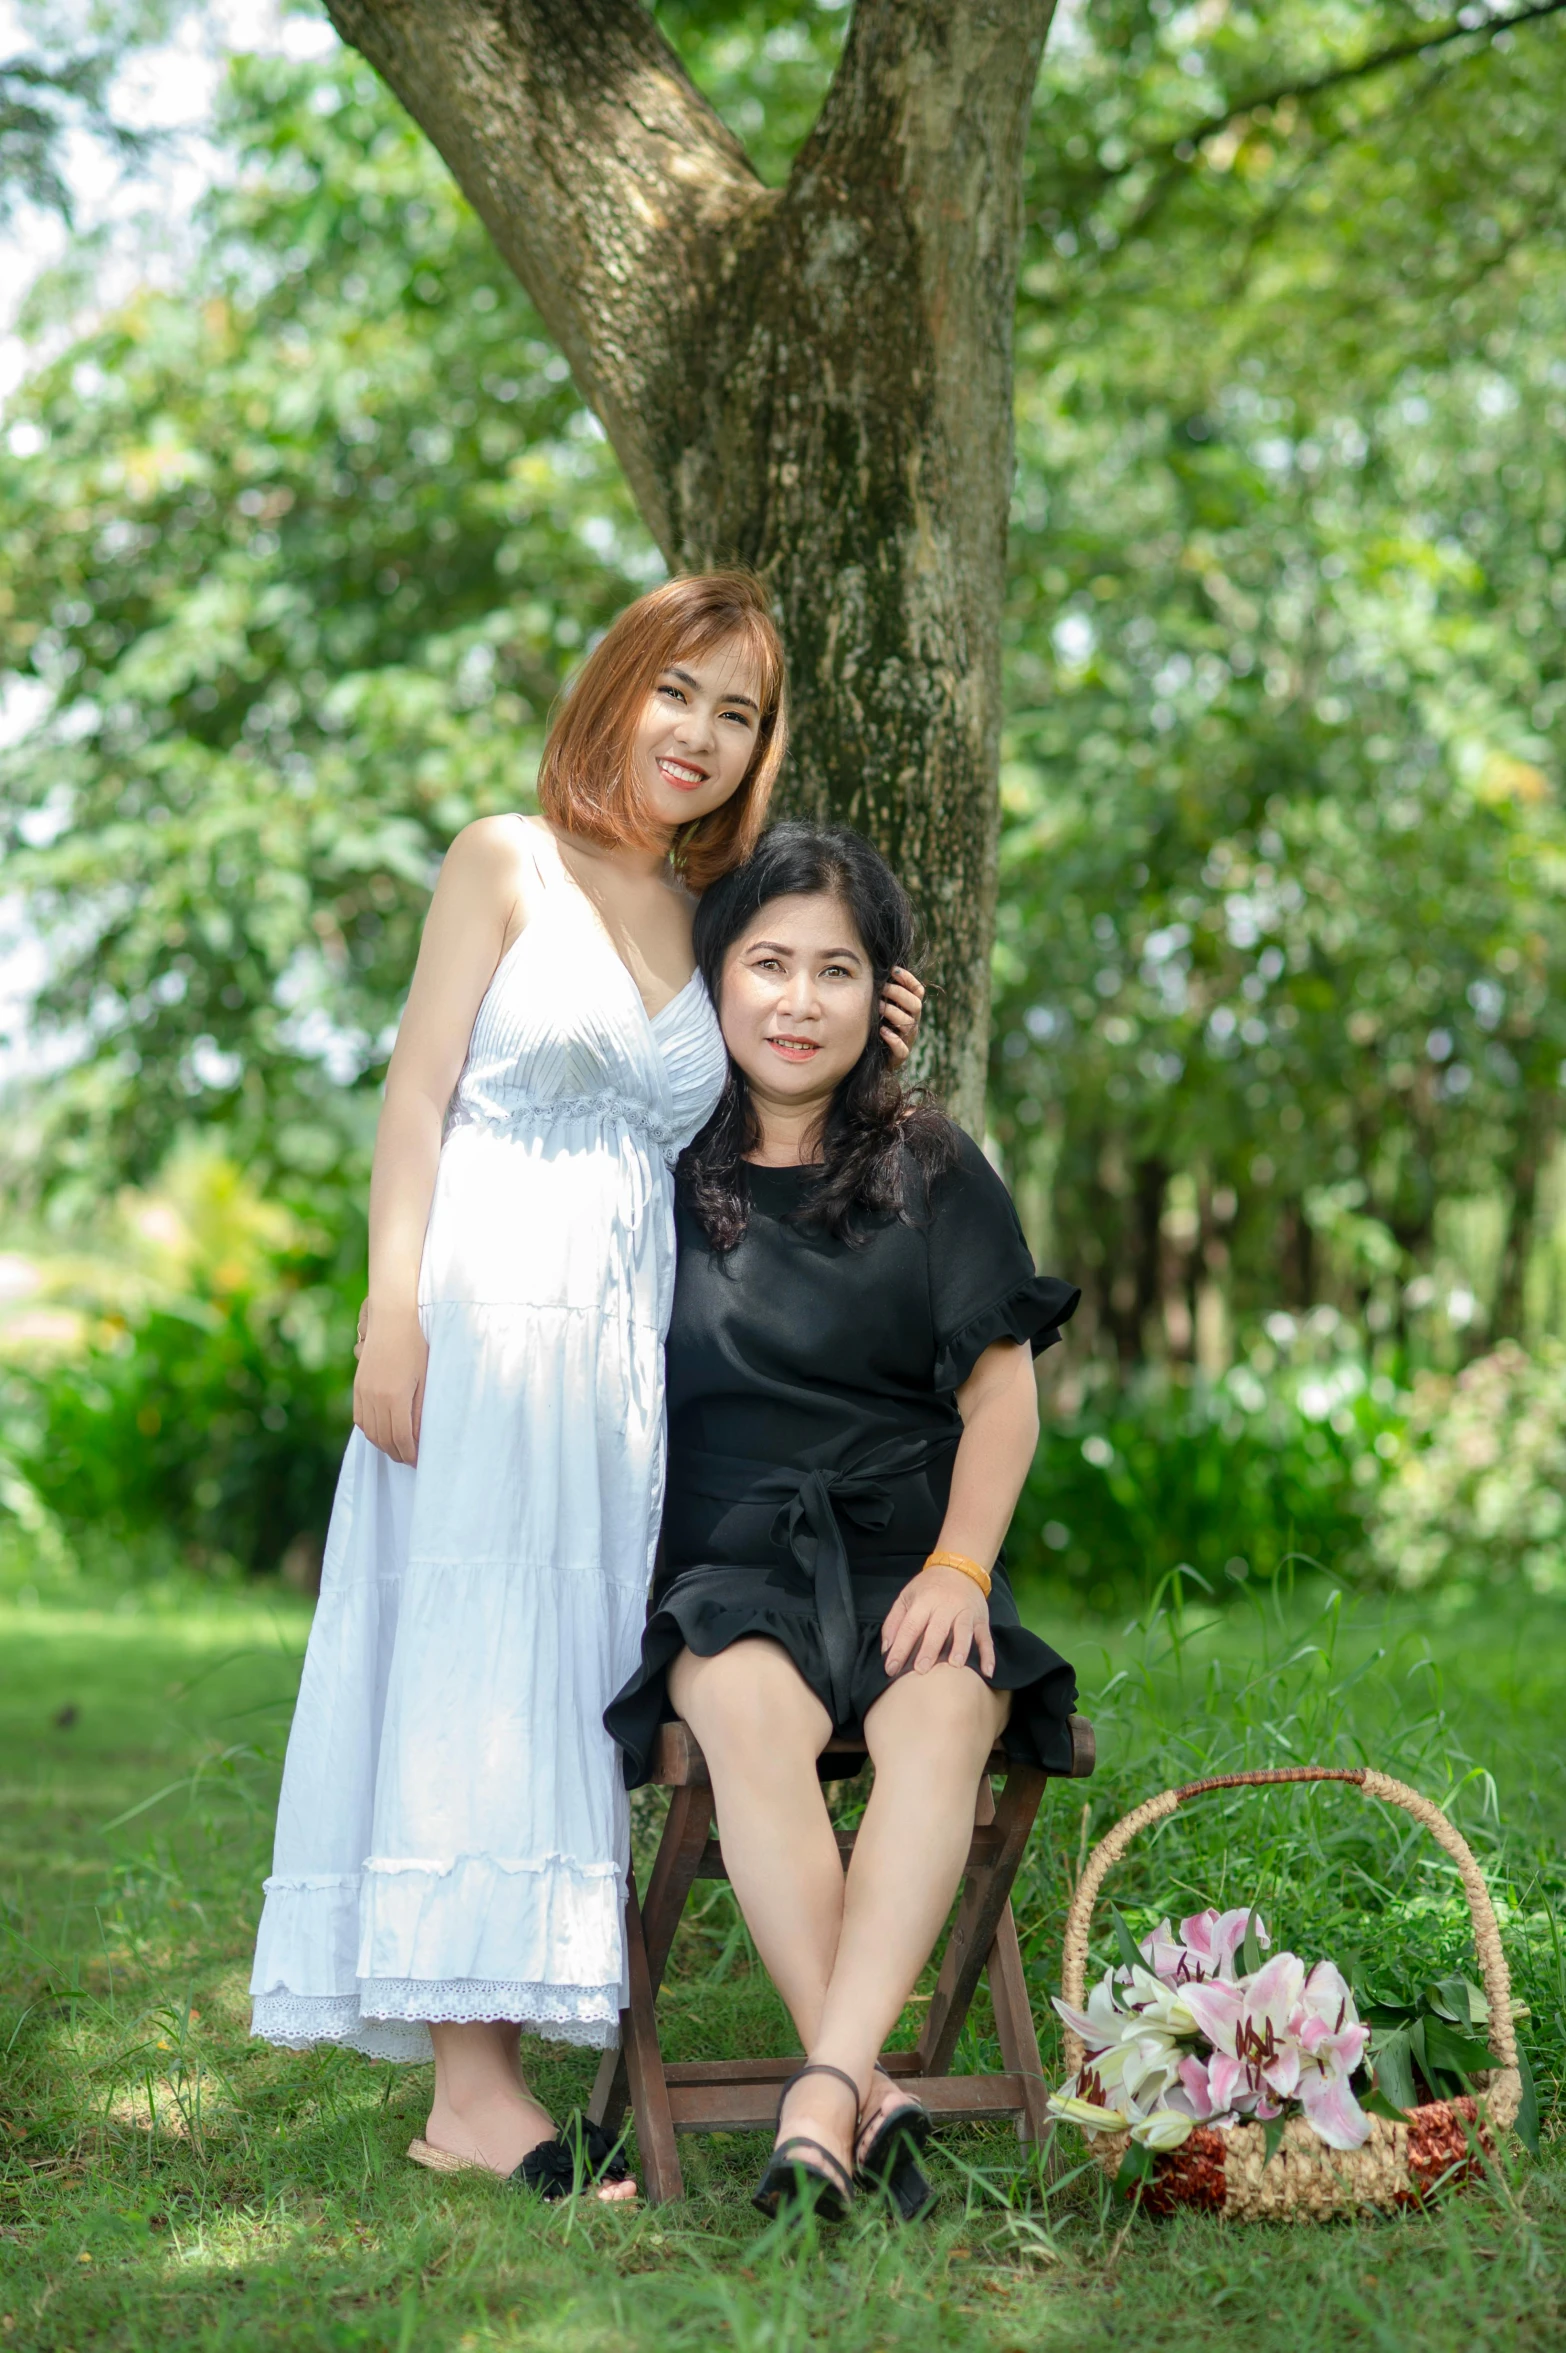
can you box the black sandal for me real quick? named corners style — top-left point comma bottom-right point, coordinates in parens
top-left (752, 2063), bottom-right (858, 2221)
top-left (856, 2066), bottom-right (936, 2223)
top-left (516, 2113), bottom-right (632, 2201)
top-left (409, 2112), bottom-right (633, 2203)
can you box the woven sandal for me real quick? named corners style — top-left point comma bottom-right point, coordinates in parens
top-left (855, 2065), bottom-right (936, 2223)
top-left (409, 2113), bottom-right (633, 2202)
top-left (752, 2063), bottom-right (858, 2221)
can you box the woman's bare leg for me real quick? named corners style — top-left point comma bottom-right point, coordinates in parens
top-left (667, 1640), bottom-right (840, 2036)
top-left (666, 1640), bottom-right (857, 2174)
top-left (812, 1666), bottom-right (1009, 2150)
top-left (424, 2020), bottom-right (637, 2200)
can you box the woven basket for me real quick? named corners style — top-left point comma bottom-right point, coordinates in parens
top-left (1058, 1766), bottom-right (1523, 2221)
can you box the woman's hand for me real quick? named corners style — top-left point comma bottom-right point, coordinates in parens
top-left (881, 1565), bottom-right (996, 1678)
top-left (353, 1300), bottom-right (428, 1466)
top-left (879, 965), bottom-right (925, 1066)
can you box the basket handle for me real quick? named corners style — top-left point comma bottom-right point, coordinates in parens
top-left (1059, 1767), bottom-right (1519, 2095)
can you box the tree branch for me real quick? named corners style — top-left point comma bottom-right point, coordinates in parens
top-left (762, 0), bottom-right (1058, 620)
top-left (798, 0), bottom-right (1055, 296)
top-left (1087, 0), bottom-right (1566, 187)
top-left (322, 0), bottom-right (768, 552)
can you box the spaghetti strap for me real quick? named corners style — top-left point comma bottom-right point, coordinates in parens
top-left (512, 811), bottom-right (555, 892)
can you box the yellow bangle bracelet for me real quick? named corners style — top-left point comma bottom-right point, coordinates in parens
top-left (922, 1549), bottom-right (992, 1600)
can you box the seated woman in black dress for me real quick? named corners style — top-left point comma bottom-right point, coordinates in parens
top-left (605, 824), bottom-right (1078, 2221)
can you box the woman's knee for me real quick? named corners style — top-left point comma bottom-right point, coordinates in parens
top-left (668, 1639), bottom-right (830, 1763)
top-left (864, 1662), bottom-right (1008, 1764)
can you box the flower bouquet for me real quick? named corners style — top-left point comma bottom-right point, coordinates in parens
top-left (1050, 1906), bottom-right (1378, 2167)
top-left (1051, 1766), bottom-right (1526, 2221)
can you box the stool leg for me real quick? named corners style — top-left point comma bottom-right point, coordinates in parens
top-left (619, 1869), bottom-right (682, 2205)
top-left (589, 1784), bottom-right (712, 2136)
top-left (986, 1903), bottom-right (1050, 2143)
top-left (643, 1784), bottom-right (716, 1991)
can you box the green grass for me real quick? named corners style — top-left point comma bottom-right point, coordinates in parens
top-left (0, 1562), bottom-right (1562, 2351)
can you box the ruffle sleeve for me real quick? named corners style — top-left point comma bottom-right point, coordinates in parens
top-left (924, 1130), bottom-right (1080, 1392)
top-left (933, 1271), bottom-right (1081, 1393)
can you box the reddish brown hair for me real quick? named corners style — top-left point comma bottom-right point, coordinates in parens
top-left (536, 571), bottom-right (788, 890)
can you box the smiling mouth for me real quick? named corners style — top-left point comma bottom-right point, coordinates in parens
top-left (656, 756), bottom-right (709, 790)
top-left (766, 1036), bottom-right (820, 1061)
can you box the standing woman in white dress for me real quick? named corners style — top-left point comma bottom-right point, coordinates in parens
top-left (249, 571), bottom-right (920, 2198)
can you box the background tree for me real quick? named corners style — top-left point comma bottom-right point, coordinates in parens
top-left (318, 0), bottom-right (1060, 1120)
top-left (0, 1), bottom-right (172, 222)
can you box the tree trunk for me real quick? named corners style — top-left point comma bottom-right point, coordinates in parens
top-left (1492, 1093), bottom-right (1554, 1342)
top-left (1098, 1153), bottom-right (1166, 1372)
top-left (321, 0), bottom-right (1056, 1125)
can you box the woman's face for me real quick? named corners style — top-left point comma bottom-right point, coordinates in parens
top-left (719, 892), bottom-right (877, 1108)
top-left (632, 635), bottom-right (764, 834)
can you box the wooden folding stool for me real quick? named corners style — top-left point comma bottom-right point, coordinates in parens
top-left (587, 1714), bottom-right (1096, 2205)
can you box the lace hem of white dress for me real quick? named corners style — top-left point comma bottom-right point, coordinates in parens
top-left (250, 1995), bottom-right (434, 2061)
top-left (250, 1982), bottom-right (621, 2058)
top-left (364, 1976), bottom-right (620, 2028)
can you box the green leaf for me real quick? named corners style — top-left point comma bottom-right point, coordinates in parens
top-left (1109, 1905), bottom-right (1145, 1977)
top-left (1425, 1975), bottom-right (1475, 2028)
top-left (1408, 2014), bottom-right (1430, 2089)
top-left (1241, 1909), bottom-right (1265, 1977)
top-left (1372, 2026), bottom-right (1418, 2115)
top-left (1515, 2045), bottom-right (1540, 2160)
top-left (1112, 2141), bottom-right (1156, 2201)
top-left (1422, 2019), bottom-right (1496, 2081)
top-left (1261, 2114), bottom-right (1288, 2168)
top-left (1364, 1971), bottom-right (1420, 2011)
top-left (1361, 2085), bottom-right (1410, 2124)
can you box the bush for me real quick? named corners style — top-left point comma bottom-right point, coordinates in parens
top-left (0, 1142), bottom-right (357, 1575)
top-left (1011, 1337), bottom-right (1405, 1607)
top-left (1372, 1340), bottom-right (1566, 1596)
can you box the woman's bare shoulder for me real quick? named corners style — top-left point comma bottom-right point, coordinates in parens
top-left (443, 812), bottom-right (534, 875)
top-left (437, 813), bottom-right (539, 913)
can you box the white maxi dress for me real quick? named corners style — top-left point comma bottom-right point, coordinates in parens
top-left (250, 818), bottom-right (727, 2056)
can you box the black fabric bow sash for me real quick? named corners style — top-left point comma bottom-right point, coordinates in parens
top-left (679, 1431), bottom-right (962, 1725)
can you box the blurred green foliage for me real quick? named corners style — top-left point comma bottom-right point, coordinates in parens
top-left (1, 1143), bottom-right (357, 1571)
top-left (1374, 1337), bottom-right (1566, 1596)
top-left (1014, 1326), bottom-right (1406, 1605)
top-left (0, 45), bottom-right (652, 1202)
top-left (992, 0), bottom-right (1566, 1363)
top-left (3, 3), bottom-right (1566, 1582)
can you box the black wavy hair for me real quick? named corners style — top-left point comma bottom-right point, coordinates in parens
top-left (679, 821), bottom-right (956, 1249)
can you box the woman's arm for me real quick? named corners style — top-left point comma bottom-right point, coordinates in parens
top-left (352, 819), bottom-right (527, 1465)
top-left (880, 1338), bottom-right (1040, 1679)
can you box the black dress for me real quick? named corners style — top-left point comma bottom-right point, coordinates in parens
top-left (605, 1129), bottom-right (1081, 1787)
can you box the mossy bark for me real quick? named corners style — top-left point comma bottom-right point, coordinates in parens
top-left (323, 0), bottom-right (1056, 1124)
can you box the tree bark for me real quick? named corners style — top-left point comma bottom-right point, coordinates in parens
top-left (322, 0), bottom-right (1056, 1124)
top-left (1491, 1092), bottom-right (1554, 1342)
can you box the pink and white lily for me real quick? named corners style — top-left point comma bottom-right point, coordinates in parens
top-left (1054, 1963), bottom-right (1199, 2046)
top-left (1052, 1969), bottom-right (1188, 2114)
top-left (1179, 1951), bottom-right (1372, 2149)
top-left (1045, 2091), bottom-right (1132, 2137)
top-left (1290, 1960), bottom-right (1372, 2149)
top-left (1181, 1950), bottom-right (1306, 2112)
top-left (1132, 1907), bottom-right (1270, 1987)
top-left (1129, 2108), bottom-right (1198, 2151)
